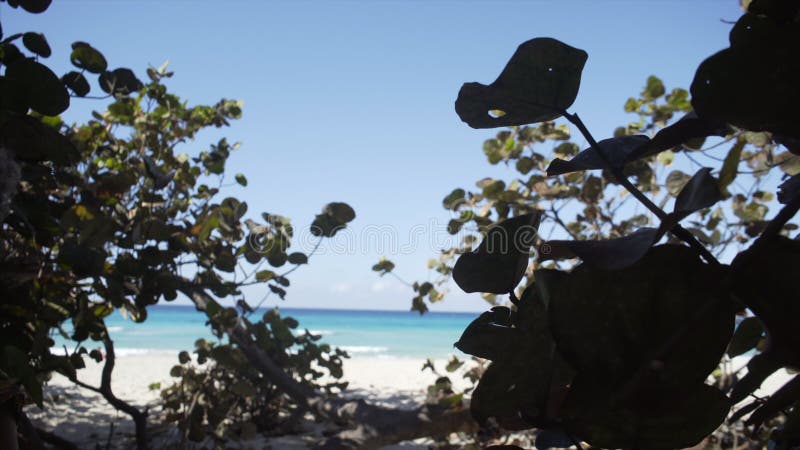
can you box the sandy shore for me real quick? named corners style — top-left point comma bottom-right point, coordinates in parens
top-left (25, 353), bottom-right (795, 449)
top-left (26, 354), bottom-right (473, 449)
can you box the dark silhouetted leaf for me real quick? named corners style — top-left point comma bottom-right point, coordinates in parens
top-left (540, 245), bottom-right (733, 390)
top-left (453, 212), bottom-right (541, 293)
top-left (454, 306), bottom-right (516, 360)
top-left (777, 174), bottom-right (800, 204)
top-left (455, 38), bottom-right (588, 128)
top-left (5, 59), bottom-right (69, 115)
top-left (563, 383), bottom-right (730, 450)
top-left (535, 429), bottom-right (576, 450)
top-left (324, 202), bottom-right (355, 224)
top-left (540, 228), bottom-right (660, 270)
top-left (691, 14), bottom-right (800, 139)
top-left (99, 68), bottom-right (144, 95)
top-left (727, 317), bottom-right (764, 357)
top-left (287, 252), bottom-right (307, 264)
top-left (746, 375), bottom-right (800, 430)
top-left (22, 32), bottom-right (50, 57)
top-left (673, 168), bottom-right (722, 216)
top-left (16, 0), bottom-right (51, 13)
top-left (0, 114), bottom-right (79, 164)
top-left (729, 352), bottom-right (783, 404)
top-left (234, 173), bottom-right (247, 186)
top-left (624, 111), bottom-right (731, 162)
top-left (718, 139), bottom-right (744, 192)
top-left (70, 42), bottom-right (107, 73)
top-left (178, 351), bottom-right (191, 364)
top-left (61, 70), bottom-right (90, 97)
top-left (443, 188), bottom-right (465, 209)
top-left (732, 237), bottom-right (800, 368)
top-left (547, 135), bottom-right (650, 176)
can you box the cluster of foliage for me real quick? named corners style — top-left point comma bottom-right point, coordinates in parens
top-left (0, 1), bottom-right (355, 447)
top-left (160, 310), bottom-right (349, 444)
top-left (376, 1), bottom-right (800, 448)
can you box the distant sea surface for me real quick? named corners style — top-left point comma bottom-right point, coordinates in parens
top-left (58, 305), bottom-right (477, 360)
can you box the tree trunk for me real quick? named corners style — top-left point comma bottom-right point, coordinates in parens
top-left (68, 337), bottom-right (149, 450)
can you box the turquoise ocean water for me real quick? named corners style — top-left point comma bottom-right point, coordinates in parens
top-left (58, 305), bottom-right (477, 360)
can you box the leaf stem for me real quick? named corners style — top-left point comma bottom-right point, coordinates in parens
top-left (561, 111), bottom-right (719, 266)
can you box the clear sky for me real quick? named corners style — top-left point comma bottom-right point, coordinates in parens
top-left (5, 0), bottom-right (743, 312)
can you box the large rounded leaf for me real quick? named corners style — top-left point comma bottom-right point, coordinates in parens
top-left (732, 236), bottom-right (800, 367)
top-left (0, 115), bottom-right (80, 164)
top-left (61, 71), bottom-right (90, 97)
top-left (454, 306), bottom-right (517, 360)
top-left (455, 38), bottom-right (588, 128)
top-left (22, 32), bottom-right (50, 57)
top-left (691, 14), bottom-right (800, 138)
top-left (70, 42), bottom-right (107, 74)
top-left (562, 381), bottom-right (730, 450)
top-left (453, 212), bottom-right (541, 294)
top-left (15, 0), bottom-right (52, 13)
top-left (539, 245), bottom-right (734, 391)
top-left (99, 68), bottom-right (144, 95)
top-left (4, 58), bottom-right (69, 115)
top-left (547, 135), bottom-right (650, 176)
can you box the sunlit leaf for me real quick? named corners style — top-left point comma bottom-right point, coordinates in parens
top-left (70, 42), bottom-right (107, 73)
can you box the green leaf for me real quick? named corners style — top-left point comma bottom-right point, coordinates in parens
top-left (642, 75), bottom-right (665, 100)
top-left (732, 237), bottom-right (800, 367)
top-left (455, 38), bottom-right (588, 128)
top-left (178, 351), bottom-right (191, 364)
top-left (442, 188), bottom-right (466, 209)
top-left (255, 270), bottom-right (275, 282)
top-left (70, 42), bottom-right (107, 73)
top-left (324, 202), bottom-right (356, 224)
top-left (234, 173), bottom-right (247, 186)
top-left (61, 70), bottom-right (90, 97)
top-left (665, 170), bottom-right (691, 197)
top-left (22, 32), bottom-right (50, 57)
top-left (718, 139), bottom-right (744, 192)
top-left (371, 257), bottom-right (395, 275)
top-left (287, 252), bottom-right (307, 264)
top-left (452, 212), bottom-right (541, 294)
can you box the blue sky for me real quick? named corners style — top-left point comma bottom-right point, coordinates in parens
top-left (6, 1), bottom-right (742, 312)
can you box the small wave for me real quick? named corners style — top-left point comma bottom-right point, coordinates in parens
top-left (341, 346), bottom-right (389, 354)
top-left (107, 326), bottom-right (124, 333)
top-left (307, 329), bottom-right (333, 336)
top-left (115, 348), bottom-right (180, 357)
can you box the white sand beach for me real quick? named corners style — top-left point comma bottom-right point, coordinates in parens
top-left (25, 353), bottom-right (795, 449)
top-left (26, 354), bottom-right (474, 449)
